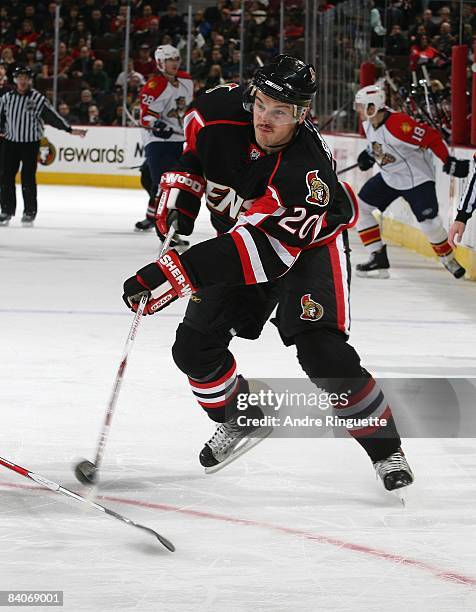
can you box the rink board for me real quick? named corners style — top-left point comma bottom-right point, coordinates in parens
top-left (34, 126), bottom-right (476, 275)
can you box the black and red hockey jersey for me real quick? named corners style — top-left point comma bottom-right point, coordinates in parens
top-left (175, 84), bottom-right (358, 288)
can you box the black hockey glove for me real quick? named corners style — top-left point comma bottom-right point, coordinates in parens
top-left (357, 150), bottom-right (375, 171)
top-left (443, 157), bottom-right (470, 178)
top-left (152, 120), bottom-right (174, 139)
top-left (156, 171), bottom-right (205, 237)
top-left (123, 250), bottom-right (196, 315)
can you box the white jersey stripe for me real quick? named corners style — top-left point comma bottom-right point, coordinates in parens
top-left (234, 226), bottom-right (268, 283)
top-left (335, 233), bottom-right (350, 334)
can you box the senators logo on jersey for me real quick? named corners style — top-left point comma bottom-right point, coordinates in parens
top-left (300, 294), bottom-right (324, 321)
top-left (305, 170), bottom-right (330, 207)
top-left (371, 142), bottom-right (396, 166)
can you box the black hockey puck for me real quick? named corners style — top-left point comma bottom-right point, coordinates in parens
top-left (74, 459), bottom-right (98, 485)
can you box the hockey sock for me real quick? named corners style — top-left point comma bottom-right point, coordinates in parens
top-left (187, 356), bottom-right (253, 423)
top-left (335, 376), bottom-right (401, 462)
top-left (356, 199), bottom-right (383, 253)
top-left (419, 217), bottom-right (454, 260)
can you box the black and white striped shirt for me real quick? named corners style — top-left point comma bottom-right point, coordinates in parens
top-left (456, 154), bottom-right (476, 223)
top-left (0, 87), bottom-right (71, 143)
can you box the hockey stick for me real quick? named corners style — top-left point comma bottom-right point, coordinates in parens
top-left (337, 162), bottom-right (359, 176)
top-left (0, 456), bottom-right (175, 551)
top-left (74, 225), bottom-right (177, 486)
top-left (124, 105), bottom-right (184, 136)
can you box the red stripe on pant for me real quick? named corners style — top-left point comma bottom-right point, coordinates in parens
top-left (327, 239), bottom-right (346, 333)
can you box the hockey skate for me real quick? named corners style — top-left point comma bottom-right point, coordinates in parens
top-left (200, 413), bottom-right (273, 474)
top-left (0, 214), bottom-right (12, 226)
top-left (356, 245), bottom-right (390, 279)
top-left (134, 218), bottom-right (155, 231)
top-left (21, 213), bottom-right (35, 227)
top-left (442, 256), bottom-right (465, 279)
top-left (373, 448), bottom-right (414, 502)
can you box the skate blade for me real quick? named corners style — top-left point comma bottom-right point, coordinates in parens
top-left (21, 222), bottom-right (34, 227)
top-left (204, 427), bottom-right (273, 474)
top-left (356, 269), bottom-right (390, 279)
top-left (134, 227), bottom-right (153, 232)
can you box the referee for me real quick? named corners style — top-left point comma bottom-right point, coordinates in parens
top-left (0, 66), bottom-right (87, 227)
top-left (448, 154), bottom-right (476, 248)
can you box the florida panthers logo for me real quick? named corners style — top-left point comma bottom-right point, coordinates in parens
top-left (305, 170), bottom-right (330, 207)
top-left (300, 294), bottom-right (324, 321)
top-left (371, 142), bottom-right (396, 166)
top-left (37, 137), bottom-right (56, 166)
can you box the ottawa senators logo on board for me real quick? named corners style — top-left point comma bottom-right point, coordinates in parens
top-left (37, 137), bottom-right (56, 166)
top-left (305, 170), bottom-right (330, 207)
top-left (300, 294), bottom-right (324, 321)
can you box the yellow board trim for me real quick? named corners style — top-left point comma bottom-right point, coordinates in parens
top-left (35, 172), bottom-right (142, 189)
top-left (382, 217), bottom-right (476, 281)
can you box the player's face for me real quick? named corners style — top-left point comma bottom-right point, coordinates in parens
top-left (163, 57), bottom-right (180, 77)
top-left (355, 102), bottom-right (376, 121)
top-left (16, 74), bottom-right (30, 92)
top-left (253, 92), bottom-right (300, 151)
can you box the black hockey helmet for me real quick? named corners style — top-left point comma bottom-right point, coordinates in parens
top-left (13, 65), bottom-right (33, 80)
top-left (245, 55), bottom-right (317, 109)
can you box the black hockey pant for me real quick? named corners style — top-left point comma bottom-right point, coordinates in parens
top-left (1, 140), bottom-right (40, 217)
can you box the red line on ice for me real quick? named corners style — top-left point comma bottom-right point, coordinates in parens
top-left (2, 480), bottom-right (475, 588)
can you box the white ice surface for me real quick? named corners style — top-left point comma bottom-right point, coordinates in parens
top-left (1, 185), bottom-right (476, 612)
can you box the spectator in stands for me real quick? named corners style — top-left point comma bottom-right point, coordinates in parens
top-left (409, 34), bottom-right (440, 71)
top-left (20, 47), bottom-right (43, 77)
top-left (38, 32), bottom-right (55, 66)
top-left (115, 58), bottom-right (146, 89)
top-left (86, 104), bottom-right (101, 125)
top-left (85, 58), bottom-right (110, 94)
top-left (135, 17), bottom-right (161, 49)
top-left (204, 63), bottom-right (225, 90)
top-left (58, 101), bottom-right (79, 125)
top-left (386, 24), bottom-right (409, 56)
top-left (73, 88), bottom-right (96, 123)
top-left (222, 48), bottom-right (241, 80)
top-left (159, 4), bottom-right (185, 43)
top-left (194, 9), bottom-right (212, 39)
top-left (190, 47), bottom-right (208, 81)
top-left (110, 104), bottom-right (124, 126)
top-left (23, 4), bottom-right (42, 32)
top-left (432, 21), bottom-right (456, 57)
top-left (370, 0), bottom-right (386, 48)
top-left (134, 44), bottom-right (155, 79)
top-left (69, 45), bottom-right (94, 80)
top-left (69, 20), bottom-right (91, 50)
top-left (207, 47), bottom-right (224, 68)
top-left (1, 47), bottom-right (17, 80)
top-left (420, 8), bottom-right (439, 38)
top-left (42, 41), bottom-right (73, 78)
top-left (257, 35), bottom-right (278, 63)
top-left (16, 19), bottom-right (40, 49)
top-left (133, 4), bottom-right (158, 33)
top-left (65, 4), bottom-right (81, 32)
top-left (87, 9), bottom-right (107, 40)
top-left (0, 60), bottom-right (12, 92)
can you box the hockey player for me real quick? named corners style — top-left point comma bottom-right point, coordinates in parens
top-left (134, 45), bottom-right (193, 232)
top-left (353, 84), bottom-right (468, 279)
top-left (448, 153), bottom-right (476, 248)
top-left (123, 56), bottom-right (414, 492)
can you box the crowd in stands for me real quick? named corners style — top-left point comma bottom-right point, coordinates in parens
top-left (371, 1), bottom-right (476, 79)
top-left (1, 1), bottom-right (476, 127)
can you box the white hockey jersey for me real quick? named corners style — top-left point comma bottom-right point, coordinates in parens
top-left (139, 70), bottom-right (193, 145)
top-left (362, 110), bottom-right (449, 190)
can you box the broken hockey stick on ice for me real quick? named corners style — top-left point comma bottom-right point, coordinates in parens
top-left (0, 456), bottom-right (175, 551)
top-left (74, 225), bottom-right (177, 486)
